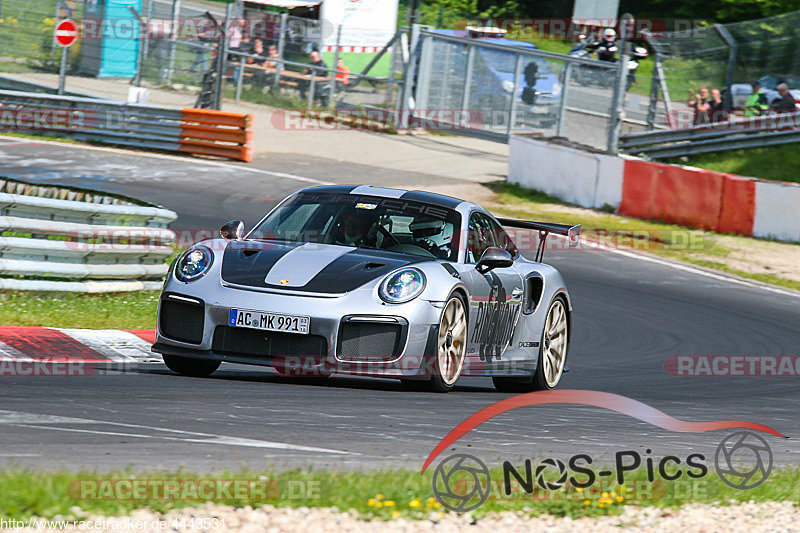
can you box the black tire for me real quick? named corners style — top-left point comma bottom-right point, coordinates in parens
top-left (163, 354), bottom-right (220, 378)
top-left (493, 296), bottom-right (569, 393)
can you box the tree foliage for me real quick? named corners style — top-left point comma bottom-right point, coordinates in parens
top-left (399, 0), bottom-right (800, 25)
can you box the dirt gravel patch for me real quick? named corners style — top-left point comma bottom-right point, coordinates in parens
top-left (15, 501), bottom-right (800, 532)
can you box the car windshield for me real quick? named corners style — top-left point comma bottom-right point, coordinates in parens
top-left (249, 193), bottom-right (462, 260)
top-left (480, 49), bottom-right (550, 75)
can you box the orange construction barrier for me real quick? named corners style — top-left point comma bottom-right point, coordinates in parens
top-left (179, 108), bottom-right (254, 162)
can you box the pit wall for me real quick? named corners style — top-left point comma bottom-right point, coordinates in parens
top-left (508, 134), bottom-right (800, 242)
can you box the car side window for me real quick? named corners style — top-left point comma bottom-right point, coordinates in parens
top-left (485, 217), bottom-right (518, 257)
top-left (467, 213), bottom-right (498, 263)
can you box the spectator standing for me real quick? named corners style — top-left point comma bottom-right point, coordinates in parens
top-left (707, 88), bottom-right (730, 122)
top-left (335, 58), bottom-right (350, 91)
top-left (772, 83), bottom-right (797, 112)
top-left (688, 87), bottom-right (710, 125)
top-left (299, 50), bottom-right (330, 105)
top-left (744, 81), bottom-right (769, 117)
top-left (190, 23), bottom-right (216, 73)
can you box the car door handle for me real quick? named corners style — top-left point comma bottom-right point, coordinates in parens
top-left (512, 287), bottom-right (524, 299)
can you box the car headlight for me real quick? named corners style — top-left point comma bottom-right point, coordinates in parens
top-left (174, 245), bottom-right (213, 282)
top-left (501, 80), bottom-right (515, 93)
top-left (379, 267), bottom-right (426, 304)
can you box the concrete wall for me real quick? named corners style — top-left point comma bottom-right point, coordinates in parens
top-left (508, 134), bottom-right (800, 243)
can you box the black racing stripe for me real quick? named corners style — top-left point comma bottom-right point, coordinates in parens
top-left (399, 190), bottom-right (464, 209)
top-left (301, 249), bottom-right (425, 293)
top-left (220, 240), bottom-right (303, 287)
top-left (220, 241), bottom-right (425, 293)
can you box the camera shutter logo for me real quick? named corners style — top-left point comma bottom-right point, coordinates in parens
top-left (714, 430), bottom-right (773, 490)
top-left (535, 457), bottom-right (568, 490)
top-left (432, 453), bottom-right (491, 512)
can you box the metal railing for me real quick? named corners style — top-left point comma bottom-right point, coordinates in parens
top-left (619, 111), bottom-right (800, 158)
top-left (408, 29), bottom-right (628, 150)
top-left (227, 50), bottom-right (399, 111)
top-left (0, 177), bottom-right (176, 292)
top-left (0, 89), bottom-right (183, 151)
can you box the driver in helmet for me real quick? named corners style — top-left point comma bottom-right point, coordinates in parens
top-left (595, 28), bottom-right (618, 62)
top-left (333, 209), bottom-right (377, 247)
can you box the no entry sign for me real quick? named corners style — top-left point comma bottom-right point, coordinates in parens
top-left (54, 19), bottom-right (78, 47)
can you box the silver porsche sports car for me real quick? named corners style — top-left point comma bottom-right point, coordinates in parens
top-left (152, 185), bottom-right (580, 392)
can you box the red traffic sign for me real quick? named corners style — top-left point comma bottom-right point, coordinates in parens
top-left (54, 19), bottom-right (78, 47)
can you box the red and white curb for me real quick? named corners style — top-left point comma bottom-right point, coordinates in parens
top-left (0, 327), bottom-right (159, 365)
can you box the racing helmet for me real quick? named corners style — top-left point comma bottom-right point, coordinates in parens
top-left (604, 28), bottom-right (616, 40)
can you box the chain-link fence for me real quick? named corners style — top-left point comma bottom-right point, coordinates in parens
top-left (645, 10), bottom-right (800, 128)
top-left (412, 30), bottom-right (625, 150)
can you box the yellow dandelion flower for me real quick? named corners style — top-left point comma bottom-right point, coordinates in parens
top-left (367, 498), bottom-right (376, 507)
top-left (384, 500), bottom-right (395, 507)
top-left (601, 492), bottom-right (609, 498)
top-left (598, 503), bottom-right (605, 508)
top-left (575, 487), bottom-right (583, 492)
top-left (375, 494), bottom-right (384, 499)
top-left (391, 511), bottom-right (400, 518)
top-left (375, 501), bottom-right (384, 508)
top-left (409, 500), bottom-right (421, 508)
top-left (426, 497), bottom-right (436, 502)
top-left (583, 500), bottom-right (591, 505)
top-left (616, 496), bottom-right (624, 502)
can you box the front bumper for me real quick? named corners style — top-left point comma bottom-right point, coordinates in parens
top-left (153, 283), bottom-right (443, 378)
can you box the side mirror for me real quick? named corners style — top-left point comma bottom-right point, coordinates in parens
top-left (220, 220), bottom-right (245, 240)
top-left (476, 247), bottom-right (513, 273)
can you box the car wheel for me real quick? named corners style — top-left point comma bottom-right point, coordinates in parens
top-left (493, 297), bottom-right (569, 392)
top-left (429, 294), bottom-right (468, 392)
top-left (163, 354), bottom-right (220, 378)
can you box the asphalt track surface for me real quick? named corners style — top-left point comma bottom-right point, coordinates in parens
top-left (0, 137), bottom-right (798, 474)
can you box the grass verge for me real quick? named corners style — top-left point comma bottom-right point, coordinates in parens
top-left (0, 291), bottom-right (159, 329)
top-left (488, 182), bottom-right (800, 291)
top-left (664, 144), bottom-right (800, 184)
top-left (0, 465), bottom-right (797, 522)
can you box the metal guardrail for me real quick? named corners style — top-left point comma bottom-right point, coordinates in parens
top-left (0, 74), bottom-right (115, 101)
top-left (619, 112), bottom-right (800, 158)
top-left (0, 177), bottom-right (177, 292)
top-left (0, 90), bottom-right (254, 161)
top-left (0, 89), bottom-right (183, 151)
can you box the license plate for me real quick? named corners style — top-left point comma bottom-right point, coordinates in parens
top-left (228, 308), bottom-right (309, 335)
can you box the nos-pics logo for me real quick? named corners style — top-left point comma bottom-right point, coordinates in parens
top-left (432, 430), bottom-right (773, 513)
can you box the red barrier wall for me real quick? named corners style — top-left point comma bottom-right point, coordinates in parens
top-left (620, 159), bottom-right (755, 235)
top-left (717, 175), bottom-right (756, 235)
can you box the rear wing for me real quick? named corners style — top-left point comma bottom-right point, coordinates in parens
top-left (496, 217), bottom-right (581, 262)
